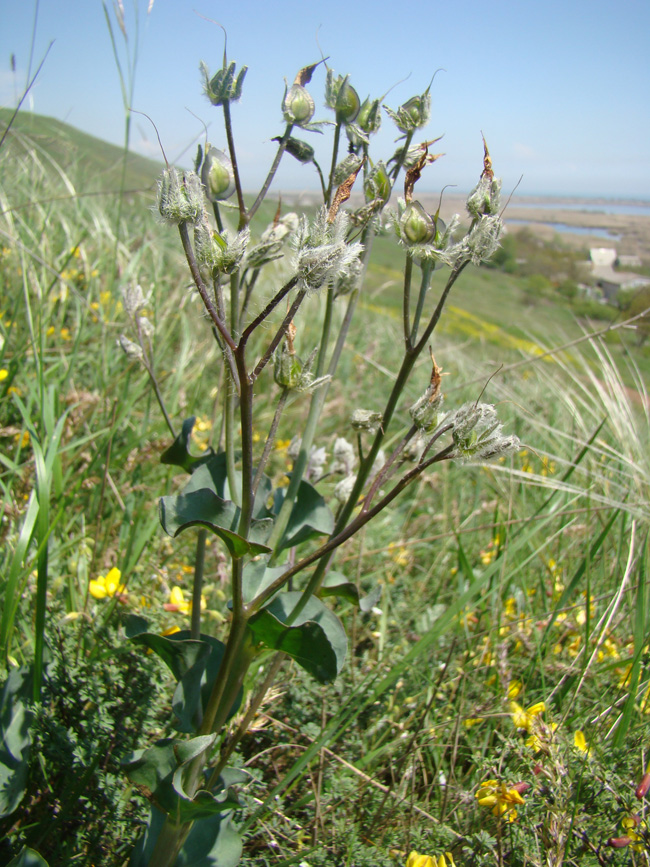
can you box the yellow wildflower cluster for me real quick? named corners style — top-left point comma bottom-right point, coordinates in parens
top-left (191, 416), bottom-right (212, 452)
top-left (89, 567), bottom-right (126, 600)
top-left (406, 850), bottom-right (456, 867)
top-left (518, 449), bottom-right (556, 476)
top-left (476, 779), bottom-right (526, 822)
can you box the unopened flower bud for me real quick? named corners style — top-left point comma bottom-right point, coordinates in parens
top-left (410, 386), bottom-right (444, 432)
top-left (467, 173), bottom-right (502, 218)
top-left (283, 84), bottom-right (315, 125)
top-left (607, 837), bottom-right (632, 848)
top-left (201, 59), bottom-right (247, 106)
top-left (333, 154), bottom-right (364, 187)
top-left (336, 79), bottom-right (360, 123)
top-left (121, 283), bottom-right (150, 317)
top-left (325, 70), bottom-right (360, 124)
top-left (357, 97), bottom-right (382, 135)
top-left (118, 335), bottom-right (143, 361)
top-left (157, 168), bottom-right (204, 225)
top-left (400, 201), bottom-right (435, 245)
top-left (350, 409), bottom-right (382, 435)
top-left (137, 316), bottom-right (154, 338)
top-left (364, 161), bottom-right (391, 205)
top-left (334, 473), bottom-right (356, 503)
top-left (636, 773), bottom-right (650, 800)
top-left (275, 136), bottom-right (315, 164)
top-left (384, 89), bottom-right (431, 134)
top-left (307, 446), bottom-right (328, 479)
top-left (331, 437), bottom-right (356, 475)
top-left (452, 402), bottom-right (519, 462)
top-left (274, 341), bottom-right (303, 389)
top-left (201, 146), bottom-right (235, 202)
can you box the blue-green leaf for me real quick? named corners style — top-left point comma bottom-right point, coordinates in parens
top-left (274, 479), bottom-right (334, 552)
top-left (130, 805), bottom-right (242, 867)
top-left (6, 848), bottom-right (50, 867)
top-left (128, 630), bottom-right (242, 732)
top-left (242, 558), bottom-right (287, 604)
top-left (123, 736), bottom-right (240, 823)
top-left (160, 417), bottom-right (215, 473)
top-left (0, 667), bottom-right (34, 818)
top-left (159, 462), bottom-right (272, 557)
top-left (248, 592), bottom-right (347, 683)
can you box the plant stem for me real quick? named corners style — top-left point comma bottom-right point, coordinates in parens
top-left (325, 121), bottom-right (342, 206)
top-left (410, 260), bottom-right (433, 346)
top-left (248, 123), bottom-right (294, 221)
top-left (402, 253), bottom-right (414, 348)
top-left (177, 223), bottom-right (236, 356)
top-left (222, 100), bottom-right (247, 230)
top-left (252, 388), bottom-right (290, 497)
top-left (190, 529), bottom-right (207, 640)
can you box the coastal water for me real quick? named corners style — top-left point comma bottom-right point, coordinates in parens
top-left (505, 218), bottom-right (622, 240)
top-left (510, 201), bottom-right (650, 217)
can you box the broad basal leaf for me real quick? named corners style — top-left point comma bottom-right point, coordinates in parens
top-left (0, 667), bottom-right (34, 819)
top-left (273, 479), bottom-right (334, 552)
top-left (241, 558), bottom-right (287, 604)
top-left (123, 735), bottom-right (240, 823)
top-left (248, 592), bottom-right (347, 683)
top-left (160, 417), bottom-right (215, 473)
top-left (130, 805), bottom-right (242, 867)
top-left (128, 630), bottom-right (242, 732)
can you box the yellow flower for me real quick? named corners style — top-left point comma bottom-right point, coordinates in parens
top-left (621, 815), bottom-right (646, 851)
top-left (89, 567), bottom-right (126, 599)
top-left (167, 586), bottom-right (191, 614)
top-left (509, 700), bottom-right (546, 732)
top-left (506, 679), bottom-right (523, 699)
top-left (406, 853), bottom-right (434, 867)
top-left (164, 586), bottom-right (206, 615)
top-left (0, 369), bottom-right (8, 381)
top-left (574, 730), bottom-right (589, 754)
top-left (14, 430), bottom-right (30, 448)
top-left (406, 852), bottom-right (456, 867)
top-left (476, 780), bottom-right (526, 822)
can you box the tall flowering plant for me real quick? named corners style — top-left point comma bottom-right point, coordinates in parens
top-left (120, 48), bottom-right (518, 866)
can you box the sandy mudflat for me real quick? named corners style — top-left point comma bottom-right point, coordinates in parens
top-left (415, 193), bottom-right (650, 260)
top-left (281, 190), bottom-right (650, 261)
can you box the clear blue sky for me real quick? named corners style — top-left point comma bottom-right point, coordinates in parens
top-left (1, 0), bottom-right (649, 198)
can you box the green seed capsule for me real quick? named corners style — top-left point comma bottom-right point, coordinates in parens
top-left (201, 146), bottom-right (235, 202)
top-left (283, 84), bottom-right (315, 125)
top-left (336, 79), bottom-right (360, 123)
top-left (401, 201), bottom-right (435, 245)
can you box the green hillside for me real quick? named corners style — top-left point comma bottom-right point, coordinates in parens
top-left (0, 107), bottom-right (163, 193)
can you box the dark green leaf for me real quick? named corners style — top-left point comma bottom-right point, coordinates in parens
top-left (159, 487), bottom-right (271, 557)
top-left (129, 631), bottom-right (241, 732)
top-left (248, 592), bottom-right (347, 683)
top-left (160, 417), bottom-right (215, 473)
top-left (124, 613), bottom-right (150, 638)
top-left (242, 558), bottom-right (287, 604)
top-left (0, 667), bottom-right (34, 818)
top-left (130, 806), bottom-right (242, 867)
top-left (320, 571), bottom-right (360, 605)
top-left (274, 480), bottom-right (334, 552)
top-left (123, 736), bottom-right (240, 822)
top-left (6, 848), bottom-right (50, 867)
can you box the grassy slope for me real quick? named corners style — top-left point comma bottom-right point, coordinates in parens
top-left (0, 107), bottom-right (162, 193)
top-left (1, 111), bottom-right (649, 867)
